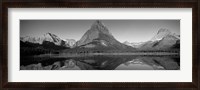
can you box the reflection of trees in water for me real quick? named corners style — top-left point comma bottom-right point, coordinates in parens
top-left (20, 56), bottom-right (180, 70)
top-left (73, 56), bottom-right (135, 70)
top-left (71, 56), bottom-right (180, 70)
top-left (85, 56), bottom-right (179, 70)
top-left (139, 57), bottom-right (180, 70)
top-left (51, 59), bottom-right (81, 70)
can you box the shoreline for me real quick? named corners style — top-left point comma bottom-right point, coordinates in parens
top-left (36, 52), bottom-right (180, 58)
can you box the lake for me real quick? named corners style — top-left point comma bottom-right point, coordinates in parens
top-left (20, 54), bottom-right (180, 70)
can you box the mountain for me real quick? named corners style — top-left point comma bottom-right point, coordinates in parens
top-left (150, 28), bottom-right (179, 41)
top-left (21, 33), bottom-right (65, 46)
top-left (20, 33), bottom-right (71, 56)
top-left (139, 28), bottom-right (180, 50)
top-left (20, 22), bottom-right (179, 54)
top-left (64, 39), bottom-right (76, 48)
top-left (74, 20), bottom-right (134, 51)
top-left (20, 33), bottom-right (75, 48)
top-left (123, 41), bottom-right (144, 48)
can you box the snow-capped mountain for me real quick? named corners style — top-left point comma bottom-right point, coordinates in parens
top-left (20, 36), bottom-right (41, 44)
top-left (20, 23), bottom-right (180, 51)
top-left (139, 28), bottom-right (180, 50)
top-left (123, 28), bottom-right (180, 50)
top-left (64, 39), bottom-right (76, 48)
top-left (76, 20), bottom-right (113, 46)
top-left (42, 33), bottom-right (65, 46)
top-left (151, 28), bottom-right (179, 41)
top-left (123, 41), bottom-right (144, 48)
top-left (74, 20), bottom-right (134, 50)
top-left (20, 33), bottom-right (72, 47)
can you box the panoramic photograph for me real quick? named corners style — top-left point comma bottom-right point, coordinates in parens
top-left (20, 20), bottom-right (180, 70)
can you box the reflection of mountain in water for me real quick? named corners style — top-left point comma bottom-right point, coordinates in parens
top-left (20, 56), bottom-right (180, 70)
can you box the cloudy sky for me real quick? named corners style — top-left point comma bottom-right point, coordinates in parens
top-left (20, 20), bottom-right (180, 42)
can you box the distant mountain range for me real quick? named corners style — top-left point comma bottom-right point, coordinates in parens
top-left (20, 33), bottom-right (76, 48)
top-left (20, 20), bottom-right (180, 52)
top-left (123, 41), bottom-right (144, 48)
top-left (123, 28), bottom-right (180, 50)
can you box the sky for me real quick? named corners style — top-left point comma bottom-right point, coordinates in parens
top-left (20, 20), bottom-right (180, 42)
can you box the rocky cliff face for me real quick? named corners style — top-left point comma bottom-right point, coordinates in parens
top-left (76, 20), bottom-right (114, 46)
top-left (139, 28), bottom-right (180, 50)
top-left (20, 21), bottom-right (180, 52)
top-left (20, 33), bottom-right (75, 48)
top-left (150, 28), bottom-right (179, 41)
top-left (123, 28), bottom-right (180, 50)
top-left (21, 33), bottom-right (63, 45)
top-left (75, 20), bottom-right (134, 50)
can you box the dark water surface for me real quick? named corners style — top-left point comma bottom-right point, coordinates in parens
top-left (20, 55), bottom-right (180, 70)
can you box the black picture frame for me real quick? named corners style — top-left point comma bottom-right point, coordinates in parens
top-left (1, 0), bottom-right (199, 90)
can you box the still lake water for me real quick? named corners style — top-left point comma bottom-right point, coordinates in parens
top-left (20, 55), bottom-right (180, 70)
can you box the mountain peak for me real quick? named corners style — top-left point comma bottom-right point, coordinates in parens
top-left (90, 20), bottom-right (109, 32)
top-left (123, 41), bottom-right (129, 44)
top-left (44, 32), bottom-right (51, 35)
top-left (75, 20), bottom-right (112, 46)
top-left (157, 28), bottom-right (171, 34)
top-left (75, 20), bottom-right (133, 50)
top-left (43, 32), bottom-right (53, 38)
top-left (151, 28), bottom-right (179, 41)
top-left (44, 32), bottom-right (54, 36)
top-left (92, 20), bottom-right (104, 27)
top-left (94, 20), bottom-right (101, 24)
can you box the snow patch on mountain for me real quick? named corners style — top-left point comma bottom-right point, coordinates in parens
top-left (74, 20), bottom-right (133, 50)
top-left (150, 28), bottom-right (179, 41)
top-left (75, 20), bottom-right (114, 46)
top-left (21, 33), bottom-right (64, 45)
top-left (124, 28), bottom-right (180, 50)
top-left (20, 33), bottom-right (76, 48)
top-left (139, 28), bottom-right (180, 50)
top-left (123, 41), bottom-right (144, 48)
top-left (64, 39), bottom-right (76, 47)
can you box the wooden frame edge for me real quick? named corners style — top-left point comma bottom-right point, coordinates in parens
top-left (1, 1), bottom-right (199, 89)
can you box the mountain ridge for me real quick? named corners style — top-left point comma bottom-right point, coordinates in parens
top-left (74, 20), bottom-right (134, 51)
top-left (21, 20), bottom-right (180, 52)
top-left (20, 33), bottom-right (76, 48)
top-left (123, 28), bottom-right (180, 50)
